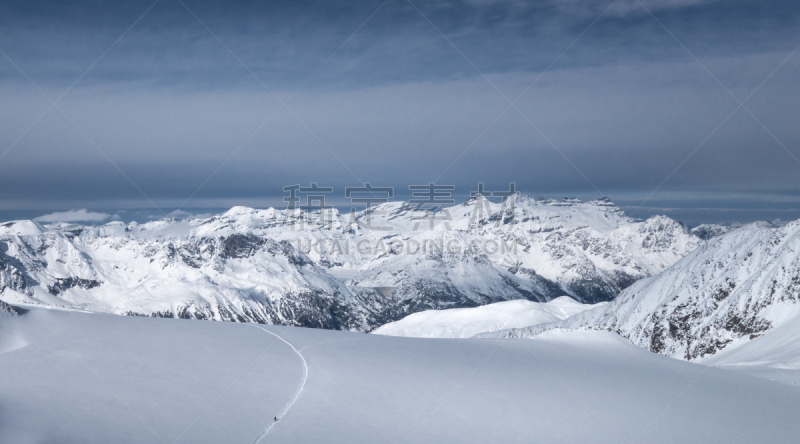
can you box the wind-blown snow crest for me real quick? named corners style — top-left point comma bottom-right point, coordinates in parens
top-left (372, 296), bottom-right (605, 338)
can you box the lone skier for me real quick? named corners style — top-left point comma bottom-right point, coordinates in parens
top-left (274, 416), bottom-right (277, 421)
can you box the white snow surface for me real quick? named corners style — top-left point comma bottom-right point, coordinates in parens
top-left (372, 296), bottom-right (605, 338)
top-left (0, 308), bottom-right (798, 443)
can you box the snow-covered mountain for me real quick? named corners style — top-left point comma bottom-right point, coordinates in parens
top-left (372, 296), bottom-right (605, 338)
top-left (0, 195), bottom-right (700, 331)
top-left (481, 220), bottom-right (800, 362)
top-left (0, 218), bottom-right (377, 330)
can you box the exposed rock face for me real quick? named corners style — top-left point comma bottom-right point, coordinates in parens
top-left (691, 224), bottom-right (731, 240)
top-left (0, 299), bottom-right (17, 318)
top-left (0, 259), bottom-right (28, 296)
top-left (0, 195), bottom-right (700, 331)
top-left (48, 278), bottom-right (102, 295)
top-left (479, 220), bottom-right (800, 361)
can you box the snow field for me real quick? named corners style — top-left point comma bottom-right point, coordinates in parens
top-left (2, 309), bottom-right (798, 443)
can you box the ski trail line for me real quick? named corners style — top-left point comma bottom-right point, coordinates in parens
top-left (249, 325), bottom-right (308, 443)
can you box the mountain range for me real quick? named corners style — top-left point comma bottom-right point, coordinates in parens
top-left (0, 195), bottom-right (702, 331)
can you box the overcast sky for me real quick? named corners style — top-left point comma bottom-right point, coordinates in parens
top-left (1, 0), bottom-right (799, 225)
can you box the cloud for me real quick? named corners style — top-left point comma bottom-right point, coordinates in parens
top-left (564, 0), bottom-right (724, 16)
top-left (1, 0), bottom-right (798, 227)
top-left (33, 209), bottom-right (111, 223)
top-left (166, 210), bottom-right (214, 220)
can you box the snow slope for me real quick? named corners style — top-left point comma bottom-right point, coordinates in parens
top-left (701, 314), bottom-right (800, 385)
top-left (249, 324), bottom-right (308, 442)
top-left (705, 315), bottom-right (800, 369)
top-left (372, 296), bottom-right (604, 338)
top-left (0, 307), bottom-right (302, 444)
top-left (1, 309), bottom-right (798, 443)
top-left (481, 220), bottom-right (800, 365)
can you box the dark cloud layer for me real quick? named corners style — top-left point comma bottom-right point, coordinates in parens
top-left (0, 0), bottom-right (799, 224)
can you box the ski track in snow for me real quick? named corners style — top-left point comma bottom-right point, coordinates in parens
top-left (250, 325), bottom-right (308, 443)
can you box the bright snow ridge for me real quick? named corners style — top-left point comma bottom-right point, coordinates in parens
top-left (372, 296), bottom-right (605, 338)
